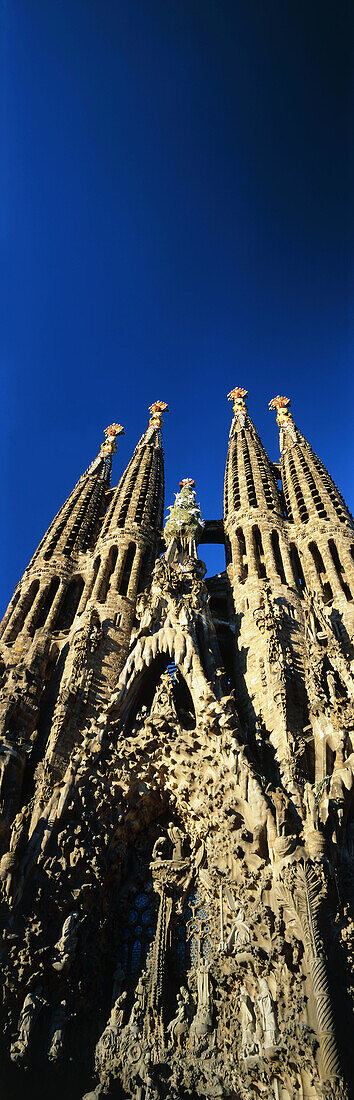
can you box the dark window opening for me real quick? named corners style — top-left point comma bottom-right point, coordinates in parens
top-left (271, 531), bottom-right (286, 584)
top-left (289, 543), bottom-right (305, 594)
top-left (53, 576), bottom-right (84, 632)
top-left (97, 545), bottom-right (118, 603)
top-left (30, 576), bottom-right (60, 634)
top-left (119, 543), bottom-right (136, 597)
top-left (253, 526), bottom-right (266, 579)
top-left (328, 539), bottom-right (352, 601)
top-left (236, 527), bottom-right (248, 582)
top-left (6, 579), bottom-right (40, 643)
top-left (137, 547), bottom-right (153, 594)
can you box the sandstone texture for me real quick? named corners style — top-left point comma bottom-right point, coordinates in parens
top-left (0, 392), bottom-right (353, 1100)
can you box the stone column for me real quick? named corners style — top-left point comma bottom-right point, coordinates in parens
top-left (45, 582), bottom-right (67, 632)
top-left (127, 548), bottom-right (143, 600)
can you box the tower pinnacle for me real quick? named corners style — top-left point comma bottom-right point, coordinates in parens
top-left (227, 386), bottom-right (249, 429)
top-left (268, 395), bottom-right (297, 452)
top-left (148, 400), bottom-right (169, 429)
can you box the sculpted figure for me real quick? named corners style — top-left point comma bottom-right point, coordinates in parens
top-left (257, 978), bottom-right (277, 1050)
top-left (95, 992), bottom-right (127, 1074)
top-left (167, 986), bottom-right (190, 1046)
top-left (272, 786), bottom-right (290, 837)
top-left (239, 985), bottom-right (259, 1061)
top-left (10, 986), bottom-right (45, 1063)
top-left (48, 1000), bottom-right (67, 1063)
top-left (325, 669), bottom-right (337, 704)
top-left (52, 911), bottom-right (79, 971)
top-left (151, 835), bottom-right (169, 862)
top-left (303, 782), bottom-right (318, 830)
top-left (167, 824), bottom-right (185, 862)
top-left (224, 907), bottom-right (251, 956)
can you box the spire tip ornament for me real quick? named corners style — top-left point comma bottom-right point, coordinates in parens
top-left (100, 423), bottom-right (125, 457)
top-left (227, 388), bottom-right (249, 433)
top-left (269, 396), bottom-right (297, 451)
top-left (148, 401), bottom-right (169, 429)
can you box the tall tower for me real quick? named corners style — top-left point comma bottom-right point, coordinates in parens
top-left (223, 387), bottom-right (308, 785)
top-left (0, 423), bottom-right (124, 648)
top-left (269, 395), bottom-right (354, 629)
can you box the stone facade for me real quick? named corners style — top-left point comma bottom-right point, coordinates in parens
top-left (0, 392), bottom-right (353, 1100)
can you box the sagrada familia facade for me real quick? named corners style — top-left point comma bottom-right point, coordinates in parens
top-left (0, 389), bottom-right (353, 1100)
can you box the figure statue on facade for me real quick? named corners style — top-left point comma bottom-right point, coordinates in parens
top-left (167, 986), bottom-right (191, 1047)
top-left (257, 978), bottom-right (278, 1052)
top-left (303, 782), bottom-right (318, 830)
top-left (47, 1000), bottom-right (67, 1063)
top-left (224, 907), bottom-right (252, 958)
top-left (10, 986), bottom-right (46, 1063)
top-left (239, 985), bottom-right (260, 1064)
top-left (52, 910), bottom-right (79, 971)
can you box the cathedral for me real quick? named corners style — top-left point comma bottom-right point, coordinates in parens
top-left (0, 388), bottom-right (353, 1100)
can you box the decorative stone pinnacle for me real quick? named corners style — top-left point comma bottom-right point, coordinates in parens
top-left (148, 401), bottom-right (169, 428)
top-left (227, 387), bottom-right (248, 415)
top-left (100, 423), bottom-right (125, 457)
top-left (269, 395), bottom-right (294, 426)
top-left (227, 388), bottom-right (249, 433)
top-left (269, 396), bottom-right (297, 451)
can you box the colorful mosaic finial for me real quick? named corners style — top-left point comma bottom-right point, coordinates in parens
top-left (227, 387), bottom-right (248, 414)
top-left (148, 401), bottom-right (169, 429)
top-left (269, 396), bottom-right (297, 451)
top-left (227, 387), bottom-right (249, 433)
top-left (100, 423), bottom-right (125, 457)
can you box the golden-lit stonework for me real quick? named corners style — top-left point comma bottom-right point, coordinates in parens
top-left (0, 393), bottom-right (353, 1100)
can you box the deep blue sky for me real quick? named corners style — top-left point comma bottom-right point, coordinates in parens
top-left (1, 1), bottom-right (353, 612)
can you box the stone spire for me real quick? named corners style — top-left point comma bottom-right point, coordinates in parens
top-left (269, 395), bottom-right (354, 611)
top-left (224, 387), bottom-right (282, 522)
top-left (223, 388), bottom-right (308, 783)
top-left (224, 388), bottom-right (298, 591)
top-left (269, 395), bottom-right (354, 529)
top-left (0, 423), bottom-right (124, 646)
top-left (89, 401), bottom-right (168, 610)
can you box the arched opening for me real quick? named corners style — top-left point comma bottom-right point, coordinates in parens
top-left (97, 545), bottom-right (118, 603)
top-left (308, 542), bottom-right (333, 603)
top-left (289, 542), bottom-right (305, 594)
top-left (252, 526), bottom-right (266, 579)
top-left (271, 531), bottom-right (286, 584)
top-left (29, 576), bottom-right (60, 634)
top-left (6, 579), bottom-right (40, 643)
top-left (137, 546), bottom-right (153, 594)
top-left (119, 543), bottom-right (136, 597)
top-left (328, 539), bottom-right (352, 601)
top-left (53, 576), bottom-right (85, 632)
top-left (236, 527), bottom-right (248, 582)
top-left (123, 654), bottom-right (196, 735)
